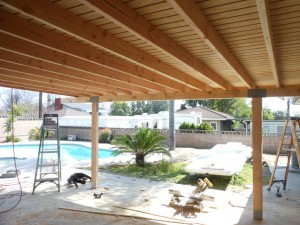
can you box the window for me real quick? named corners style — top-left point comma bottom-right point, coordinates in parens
top-left (210, 122), bottom-right (217, 130)
top-left (277, 125), bottom-right (291, 134)
top-left (263, 125), bottom-right (270, 133)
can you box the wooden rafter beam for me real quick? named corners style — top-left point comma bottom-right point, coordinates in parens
top-left (0, 73), bottom-right (101, 97)
top-left (0, 78), bottom-right (86, 97)
top-left (0, 0), bottom-right (209, 91)
top-left (0, 32), bottom-right (155, 95)
top-left (61, 86), bottom-right (300, 103)
top-left (0, 54), bottom-right (123, 94)
top-left (80, 0), bottom-right (231, 90)
top-left (0, 9), bottom-right (186, 93)
top-left (168, 0), bottom-right (256, 89)
top-left (0, 66), bottom-right (111, 96)
top-left (256, 0), bottom-right (280, 88)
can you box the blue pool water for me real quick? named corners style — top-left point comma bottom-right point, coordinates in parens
top-left (0, 144), bottom-right (114, 161)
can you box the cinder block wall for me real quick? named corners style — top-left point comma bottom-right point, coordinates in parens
top-left (60, 127), bottom-right (281, 154)
top-left (0, 119), bottom-right (281, 154)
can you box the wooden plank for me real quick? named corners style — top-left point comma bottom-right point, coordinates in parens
top-left (80, 0), bottom-right (231, 89)
top-left (0, 50), bottom-right (134, 95)
top-left (0, 70), bottom-right (104, 96)
top-left (61, 86), bottom-right (300, 103)
top-left (251, 97), bottom-right (263, 220)
top-left (168, 0), bottom-right (255, 88)
top-left (0, 33), bottom-right (153, 95)
top-left (0, 80), bottom-right (81, 97)
top-left (91, 101), bottom-right (99, 189)
top-left (256, 0), bottom-right (280, 87)
top-left (1, 0), bottom-right (208, 90)
top-left (0, 9), bottom-right (186, 93)
top-left (59, 207), bottom-right (201, 225)
top-left (0, 73), bottom-right (96, 96)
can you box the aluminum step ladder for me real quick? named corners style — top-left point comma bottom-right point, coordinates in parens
top-left (32, 114), bottom-right (61, 194)
top-left (267, 117), bottom-right (300, 191)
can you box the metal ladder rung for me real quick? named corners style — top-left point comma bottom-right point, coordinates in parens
top-left (42, 150), bottom-right (58, 153)
top-left (38, 163), bottom-right (59, 167)
top-left (35, 178), bottom-right (59, 182)
top-left (33, 113), bottom-right (61, 194)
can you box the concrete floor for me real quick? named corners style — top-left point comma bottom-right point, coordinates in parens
top-left (0, 152), bottom-right (300, 225)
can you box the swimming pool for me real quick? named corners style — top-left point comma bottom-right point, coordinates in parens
top-left (0, 143), bottom-right (114, 161)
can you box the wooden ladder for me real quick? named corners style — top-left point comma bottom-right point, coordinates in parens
top-left (32, 114), bottom-right (61, 194)
top-left (267, 117), bottom-right (300, 191)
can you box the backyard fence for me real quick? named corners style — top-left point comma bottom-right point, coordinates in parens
top-left (0, 117), bottom-right (282, 154)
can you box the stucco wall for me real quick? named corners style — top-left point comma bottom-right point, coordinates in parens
top-left (0, 118), bottom-right (42, 142)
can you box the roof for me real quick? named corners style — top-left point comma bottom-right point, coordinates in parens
top-left (0, 0), bottom-right (299, 102)
top-left (177, 106), bottom-right (234, 120)
top-left (46, 105), bottom-right (90, 117)
top-left (64, 103), bottom-right (92, 112)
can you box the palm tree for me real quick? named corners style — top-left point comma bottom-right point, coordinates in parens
top-left (112, 128), bottom-right (171, 167)
top-left (28, 127), bottom-right (42, 141)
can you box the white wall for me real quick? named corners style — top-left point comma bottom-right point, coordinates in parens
top-left (58, 113), bottom-right (202, 129)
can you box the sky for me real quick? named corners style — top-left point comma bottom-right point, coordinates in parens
top-left (1, 87), bottom-right (300, 115)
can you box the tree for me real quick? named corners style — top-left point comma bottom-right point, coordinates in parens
top-left (131, 101), bottom-right (168, 115)
top-left (109, 102), bottom-right (131, 116)
top-left (0, 89), bottom-right (40, 118)
top-left (273, 110), bottom-right (287, 120)
top-left (185, 99), bottom-right (238, 114)
top-left (233, 99), bottom-right (252, 120)
top-left (131, 101), bottom-right (146, 115)
top-left (112, 128), bottom-right (171, 167)
top-left (263, 108), bottom-right (275, 120)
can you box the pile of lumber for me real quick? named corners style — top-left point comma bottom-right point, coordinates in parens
top-left (169, 178), bottom-right (214, 217)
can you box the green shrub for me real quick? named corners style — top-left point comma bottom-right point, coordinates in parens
top-left (6, 135), bottom-right (21, 142)
top-left (99, 129), bottom-right (112, 143)
top-left (179, 122), bottom-right (195, 130)
top-left (196, 122), bottom-right (214, 131)
top-left (28, 127), bottom-right (42, 141)
top-left (157, 159), bottom-right (172, 174)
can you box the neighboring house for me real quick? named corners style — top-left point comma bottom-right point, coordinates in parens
top-left (58, 112), bottom-right (202, 129)
top-left (46, 104), bottom-right (90, 117)
top-left (247, 120), bottom-right (300, 134)
top-left (176, 106), bottom-right (235, 131)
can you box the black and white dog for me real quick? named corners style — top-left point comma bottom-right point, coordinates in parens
top-left (67, 173), bottom-right (91, 188)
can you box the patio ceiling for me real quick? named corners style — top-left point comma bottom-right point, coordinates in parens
top-left (0, 0), bottom-right (299, 102)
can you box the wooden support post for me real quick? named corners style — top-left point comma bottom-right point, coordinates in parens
top-left (252, 98), bottom-right (263, 220)
top-left (91, 100), bottom-right (99, 189)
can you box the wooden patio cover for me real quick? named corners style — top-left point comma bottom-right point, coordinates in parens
top-left (0, 0), bottom-right (300, 221)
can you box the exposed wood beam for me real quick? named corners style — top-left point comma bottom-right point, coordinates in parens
top-left (91, 100), bottom-right (99, 189)
top-left (0, 78), bottom-right (85, 97)
top-left (0, 67), bottom-right (107, 96)
top-left (168, 0), bottom-right (256, 89)
top-left (61, 86), bottom-right (300, 103)
top-left (0, 73), bottom-right (100, 97)
top-left (0, 9), bottom-right (186, 93)
top-left (0, 50), bottom-right (130, 95)
top-left (80, 0), bottom-right (231, 90)
top-left (0, 0), bottom-right (209, 91)
top-left (256, 0), bottom-right (280, 88)
top-left (0, 33), bottom-right (152, 95)
top-left (252, 98), bottom-right (263, 220)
